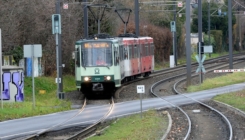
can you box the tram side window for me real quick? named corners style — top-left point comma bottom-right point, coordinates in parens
top-left (151, 43), bottom-right (154, 55)
top-left (145, 44), bottom-right (148, 56)
top-left (134, 46), bottom-right (137, 58)
top-left (124, 47), bottom-right (128, 60)
top-left (138, 45), bottom-right (140, 57)
top-left (76, 48), bottom-right (80, 66)
top-left (141, 44), bottom-right (144, 57)
top-left (114, 46), bottom-right (120, 66)
top-left (119, 45), bottom-right (121, 61)
top-left (129, 45), bottom-right (132, 59)
top-left (119, 45), bottom-right (123, 61)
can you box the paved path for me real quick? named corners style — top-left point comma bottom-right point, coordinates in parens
top-left (1, 83), bottom-right (245, 140)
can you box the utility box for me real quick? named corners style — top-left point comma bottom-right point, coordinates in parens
top-left (1, 66), bottom-right (24, 102)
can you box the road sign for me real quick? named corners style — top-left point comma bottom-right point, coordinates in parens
top-left (137, 85), bottom-right (145, 93)
top-left (24, 44), bottom-right (42, 58)
top-left (63, 3), bottom-right (68, 9)
top-left (177, 2), bottom-right (183, 7)
top-left (214, 69), bottom-right (245, 73)
top-left (195, 55), bottom-right (206, 73)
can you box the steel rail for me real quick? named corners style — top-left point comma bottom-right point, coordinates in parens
top-left (150, 74), bottom-right (191, 140)
top-left (172, 67), bottom-right (234, 140)
top-left (65, 97), bottom-right (115, 140)
top-left (23, 98), bottom-right (87, 140)
top-left (149, 59), bottom-right (245, 139)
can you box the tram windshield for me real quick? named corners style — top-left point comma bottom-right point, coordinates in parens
top-left (81, 42), bottom-right (112, 67)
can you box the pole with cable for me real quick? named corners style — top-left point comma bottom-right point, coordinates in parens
top-left (198, 0), bottom-right (203, 83)
top-left (208, 0), bottom-right (211, 57)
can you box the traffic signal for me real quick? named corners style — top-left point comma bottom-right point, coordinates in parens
top-left (52, 14), bottom-right (61, 34)
top-left (197, 42), bottom-right (204, 54)
top-left (170, 21), bottom-right (176, 32)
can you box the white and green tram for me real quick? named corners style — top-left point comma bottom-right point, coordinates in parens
top-left (75, 36), bottom-right (122, 94)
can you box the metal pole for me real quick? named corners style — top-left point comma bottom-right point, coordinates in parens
top-left (98, 19), bottom-right (100, 34)
top-left (174, 0), bottom-right (177, 66)
top-left (208, 1), bottom-right (211, 57)
top-left (83, 0), bottom-right (88, 38)
top-left (198, 0), bottom-right (203, 83)
top-left (228, 0), bottom-right (233, 69)
top-left (32, 45), bottom-right (35, 109)
top-left (140, 93), bottom-right (142, 118)
top-left (135, 0), bottom-right (140, 36)
top-left (239, 18), bottom-right (242, 50)
top-left (186, 0), bottom-right (192, 87)
top-left (0, 29), bottom-right (2, 109)
top-left (172, 32), bottom-right (175, 66)
top-left (56, 33), bottom-right (59, 98)
top-left (56, 0), bottom-right (63, 93)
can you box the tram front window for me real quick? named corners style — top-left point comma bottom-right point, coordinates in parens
top-left (82, 42), bottom-right (112, 67)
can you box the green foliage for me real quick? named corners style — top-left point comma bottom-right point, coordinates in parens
top-left (191, 1), bottom-right (236, 36)
top-left (210, 30), bottom-right (223, 52)
top-left (203, 34), bottom-right (215, 46)
top-left (9, 46), bottom-right (23, 65)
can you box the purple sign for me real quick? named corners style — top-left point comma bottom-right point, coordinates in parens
top-left (1, 72), bottom-right (24, 102)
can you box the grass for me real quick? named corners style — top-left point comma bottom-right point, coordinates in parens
top-left (187, 72), bottom-right (245, 92)
top-left (0, 75), bottom-right (76, 121)
top-left (87, 110), bottom-right (168, 140)
top-left (187, 72), bottom-right (245, 112)
top-left (213, 90), bottom-right (245, 111)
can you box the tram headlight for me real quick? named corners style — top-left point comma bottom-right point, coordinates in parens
top-left (106, 76), bottom-right (111, 81)
top-left (84, 77), bottom-right (90, 81)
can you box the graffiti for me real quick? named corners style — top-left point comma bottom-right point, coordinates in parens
top-left (1, 72), bottom-right (24, 102)
top-left (12, 72), bottom-right (24, 102)
top-left (2, 72), bottom-right (10, 100)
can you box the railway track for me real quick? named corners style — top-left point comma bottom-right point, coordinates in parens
top-left (21, 98), bottom-right (87, 140)
top-left (19, 96), bottom-right (114, 140)
top-left (148, 57), bottom-right (245, 139)
top-left (64, 97), bottom-right (114, 140)
top-left (117, 53), bottom-right (245, 92)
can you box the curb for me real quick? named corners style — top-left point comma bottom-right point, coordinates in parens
top-left (213, 100), bottom-right (245, 118)
top-left (161, 111), bottom-right (172, 140)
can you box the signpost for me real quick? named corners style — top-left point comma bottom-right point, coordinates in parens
top-left (24, 44), bottom-right (42, 109)
top-left (0, 29), bottom-right (2, 109)
top-left (137, 85), bottom-right (145, 118)
top-left (170, 21), bottom-right (176, 67)
top-left (52, 14), bottom-right (62, 99)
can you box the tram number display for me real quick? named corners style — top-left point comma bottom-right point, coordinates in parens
top-left (84, 42), bottom-right (110, 48)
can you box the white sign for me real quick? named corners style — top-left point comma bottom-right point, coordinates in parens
top-left (137, 85), bottom-right (145, 93)
top-left (177, 2), bottom-right (183, 7)
top-left (63, 3), bottom-right (68, 9)
top-left (55, 78), bottom-right (61, 83)
top-left (24, 44), bottom-right (42, 58)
